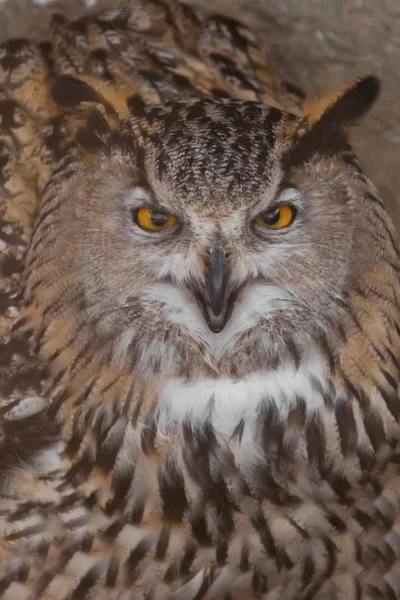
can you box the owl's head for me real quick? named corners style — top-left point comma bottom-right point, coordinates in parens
top-left (25, 75), bottom-right (392, 382)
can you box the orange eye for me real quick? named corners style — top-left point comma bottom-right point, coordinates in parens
top-left (255, 205), bottom-right (295, 230)
top-left (134, 208), bottom-right (178, 232)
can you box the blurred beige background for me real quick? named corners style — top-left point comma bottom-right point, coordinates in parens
top-left (1, 0), bottom-right (399, 232)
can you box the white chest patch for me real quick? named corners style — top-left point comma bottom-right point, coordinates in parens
top-left (156, 346), bottom-right (328, 437)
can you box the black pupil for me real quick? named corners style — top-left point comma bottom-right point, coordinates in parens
top-left (262, 207), bottom-right (281, 225)
top-left (150, 210), bottom-right (168, 227)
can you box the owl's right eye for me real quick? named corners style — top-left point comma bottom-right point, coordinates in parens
top-left (133, 208), bottom-right (178, 232)
top-left (254, 205), bottom-right (296, 230)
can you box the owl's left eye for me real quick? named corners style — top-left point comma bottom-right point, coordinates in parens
top-left (134, 208), bottom-right (178, 232)
top-left (254, 205), bottom-right (296, 231)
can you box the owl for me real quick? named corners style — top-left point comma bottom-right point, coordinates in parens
top-left (0, 2), bottom-right (399, 599)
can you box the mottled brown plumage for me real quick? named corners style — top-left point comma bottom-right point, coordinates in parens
top-left (0, 2), bottom-right (399, 599)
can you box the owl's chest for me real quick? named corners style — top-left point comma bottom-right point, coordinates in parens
top-left (157, 347), bottom-right (328, 437)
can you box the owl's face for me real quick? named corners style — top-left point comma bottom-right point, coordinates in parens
top-left (42, 91), bottom-right (381, 382)
top-left (27, 77), bottom-right (381, 382)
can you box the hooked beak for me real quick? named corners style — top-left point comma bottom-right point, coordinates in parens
top-left (194, 245), bottom-right (237, 333)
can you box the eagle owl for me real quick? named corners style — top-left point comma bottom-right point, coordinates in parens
top-left (0, 2), bottom-right (399, 599)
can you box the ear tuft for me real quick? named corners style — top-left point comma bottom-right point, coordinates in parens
top-left (283, 75), bottom-right (380, 169)
top-left (51, 75), bottom-right (131, 155)
top-left (51, 75), bottom-right (104, 108)
top-left (303, 75), bottom-right (380, 127)
top-left (51, 74), bottom-right (130, 124)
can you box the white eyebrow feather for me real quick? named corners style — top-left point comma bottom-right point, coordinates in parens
top-left (126, 187), bottom-right (150, 204)
top-left (276, 187), bottom-right (300, 204)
